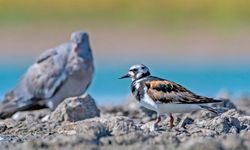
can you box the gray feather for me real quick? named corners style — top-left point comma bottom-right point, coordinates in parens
top-left (0, 31), bottom-right (94, 118)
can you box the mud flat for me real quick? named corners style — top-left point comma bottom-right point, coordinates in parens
top-left (0, 94), bottom-right (250, 150)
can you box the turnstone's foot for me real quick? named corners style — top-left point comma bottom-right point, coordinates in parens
top-left (169, 113), bottom-right (175, 129)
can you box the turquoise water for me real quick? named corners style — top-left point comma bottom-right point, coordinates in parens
top-left (0, 59), bottom-right (249, 105)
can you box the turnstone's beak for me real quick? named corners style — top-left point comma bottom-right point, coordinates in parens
top-left (118, 73), bottom-right (130, 79)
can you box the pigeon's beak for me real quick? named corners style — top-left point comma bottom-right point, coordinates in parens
top-left (73, 43), bottom-right (79, 52)
top-left (118, 73), bottom-right (130, 79)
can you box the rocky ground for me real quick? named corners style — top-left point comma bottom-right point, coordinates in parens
top-left (0, 94), bottom-right (250, 150)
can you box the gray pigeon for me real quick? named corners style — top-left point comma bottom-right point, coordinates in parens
top-left (0, 31), bottom-right (94, 118)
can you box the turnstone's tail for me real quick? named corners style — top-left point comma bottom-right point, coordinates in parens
top-left (192, 95), bottom-right (223, 104)
top-left (197, 97), bottom-right (222, 114)
top-left (199, 105), bottom-right (220, 114)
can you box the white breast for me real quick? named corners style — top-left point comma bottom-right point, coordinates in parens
top-left (140, 87), bottom-right (158, 112)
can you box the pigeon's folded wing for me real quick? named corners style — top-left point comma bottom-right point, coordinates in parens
top-left (24, 47), bottom-right (70, 99)
top-left (36, 48), bottom-right (58, 63)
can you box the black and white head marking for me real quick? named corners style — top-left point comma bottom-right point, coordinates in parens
top-left (119, 64), bottom-right (151, 101)
top-left (128, 64), bottom-right (151, 81)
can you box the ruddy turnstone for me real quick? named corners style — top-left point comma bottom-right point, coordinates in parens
top-left (119, 64), bottom-right (221, 130)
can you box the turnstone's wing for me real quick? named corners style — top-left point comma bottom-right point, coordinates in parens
top-left (145, 77), bottom-right (221, 104)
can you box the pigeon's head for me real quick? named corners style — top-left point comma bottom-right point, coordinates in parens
top-left (70, 31), bottom-right (92, 58)
top-left (71, 31), bottom-right (89, 44)
top-left (119, 64), bottom-right (151, 81)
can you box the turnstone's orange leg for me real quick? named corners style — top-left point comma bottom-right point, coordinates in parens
top-left (170, 114), bottom-right (174, 129)
top-left (150, 113), bottom-right (161, 131)
top-left (155, 116), bottom-right (161, 125)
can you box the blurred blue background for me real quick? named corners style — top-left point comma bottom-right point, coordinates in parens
top-left (0, 59), bottom-right (249, 105)
top-left (0, 0), bottom-right (250, 104)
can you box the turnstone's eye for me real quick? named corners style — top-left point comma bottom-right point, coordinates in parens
top-left (130, 68), bottom-right (138, 72)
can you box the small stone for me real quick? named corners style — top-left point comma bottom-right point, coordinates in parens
top-left (141, 121), bottom-right (157, 132)
top-left (0, 118), bottom-right (18, 129)
top-left (57, 115), bottom-right (137, 143)
top-left (12, 112), bottom-right (26, 122)
top-left (12, 109), bottom-right (50, 122)
top-left (41, 115), bottom-right (50, 122)
top-left (0, 124), bottom-right (7, 133)
top-left (50, 94), bottom-right (100, 122)
top-left (204, 109), bottom-right (246, 133)
top-left (179, 117), bottom-right (194, 129)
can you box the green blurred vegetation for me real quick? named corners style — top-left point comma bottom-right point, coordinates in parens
top-left (0, 0), bottom-right (250, 29)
